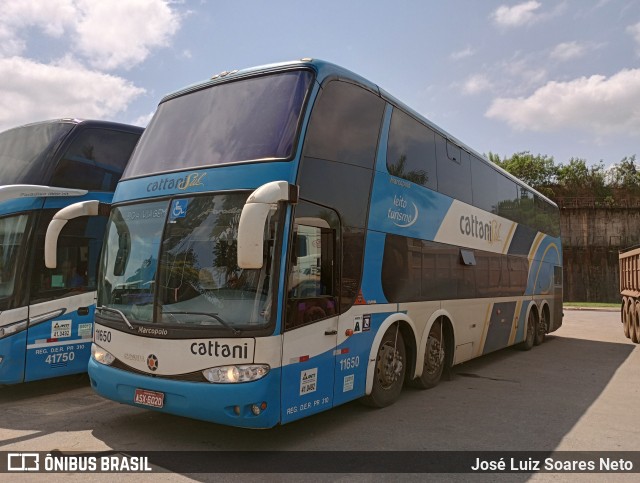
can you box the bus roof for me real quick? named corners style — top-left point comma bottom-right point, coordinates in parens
top-left (2, 118), bottom-right (144, 135)
top-left (160, 58), bottom-right (557, 209)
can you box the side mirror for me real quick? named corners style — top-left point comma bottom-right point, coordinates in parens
top-left (45, 200), bottom-right (109, 268)
top-left (237, 181), bottom-right (298, 269)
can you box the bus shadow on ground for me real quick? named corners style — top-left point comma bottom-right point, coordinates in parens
top-left (101, 335), bottom-right (633, 448)
top-left (0, 335), bottom-right (634, 477)
top-left (0, 373), bottom-right (90, 402)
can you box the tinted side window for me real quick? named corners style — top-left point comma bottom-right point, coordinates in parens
top-left (421, 242), bottom-right (459, 301)
top-left (341, 227), bottom-right (365, 307)
top-left (508, 256), bottom-right (529, 294)
top-left (298, 158), bottom-right (372, 229)
top-left (422, 241), bottom-right (475, 300)
top-left (437, 141), bottom-right (472, 205)
top-left (304, 81), bottom-right (384, 169)
top-left (536, 195), bottom-right (561, 237)
top-left (381, 235), bottom-right (421, 302)
top-left (387, 109), bottom-right (437, 190)
top-left (496, 173), bottom-right (519, 220)
top-left (514, 187), bottom-right (535, 226)
top-left (383, 235), bottom-right (528, 302)
top-left (471, 157), bottom-right (518, 216)
top-left (51, 128), bottom-right (140, 191)
top-left (446, 139), bottom-right (461, 163)
top-left (471, 156), bottom-right (495, 212)
top-left (30, 211), bottom-right (107, 304)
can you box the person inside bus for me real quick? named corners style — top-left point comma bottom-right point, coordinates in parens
top-left (62, 260), bottom-right (85, 288)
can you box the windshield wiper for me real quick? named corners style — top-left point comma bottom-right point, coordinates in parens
top-left (163, 311), bottom-right (241, 335)
top-left (97, 306), bottom-right (135, 330)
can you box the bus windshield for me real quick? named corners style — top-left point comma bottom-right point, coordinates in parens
top-left (0, 122), bottom-right (73, 185)
top-left (123, 70), bottom-right (313, 179)
top-left (98, 193), bottom-right (279, 332)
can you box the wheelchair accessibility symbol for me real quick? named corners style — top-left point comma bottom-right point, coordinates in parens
top-left (170, 199), bottom-right (189, 220)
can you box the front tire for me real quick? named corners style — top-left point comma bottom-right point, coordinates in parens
top-left (361, 326), bottom-right (406, 407)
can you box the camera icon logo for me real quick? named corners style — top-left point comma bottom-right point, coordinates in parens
top-left (7, 453), bottom-right (39, 472)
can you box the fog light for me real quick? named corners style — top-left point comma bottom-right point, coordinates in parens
top-left (233, 405), bottom-right (241, 416)
top-left (251, 402), bottom-right (267, 416)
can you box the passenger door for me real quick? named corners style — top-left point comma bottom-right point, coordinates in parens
top-left (0, 213), bottom-right (33, 384)
top-left (281, 202), bottom-right (340, 423)
top-left (24, 207), bottom-right (107, 382)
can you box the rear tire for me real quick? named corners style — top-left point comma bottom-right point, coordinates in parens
top-left (630, 303), bottom-right (638, 343)
top-left (410, 319), bottom-right (445, 389)
top-left (634, 303), bottom-right (640, 344)
top-left (519, 309), bottom-right (536, 351)
top-left (622, 299), bottom-right (630, 339)
top-left (361, 326), bottom-right (406, 407)
top-left (535, 306), bottom-right (548, 346)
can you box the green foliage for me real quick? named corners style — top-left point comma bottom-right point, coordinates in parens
top-left (608, 155), bottom-right (640, 190)
top-left (489, 151), bottom-right (556, 187)
top-left (491, 152), bottom-right (638, 202)
top-left (555, 158), bottom-right (588, 188)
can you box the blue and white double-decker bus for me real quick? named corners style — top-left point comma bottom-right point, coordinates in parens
top-left (46, 60), bottom-right (561, 427)
top-left (0, 119), bottom-right (142, 384)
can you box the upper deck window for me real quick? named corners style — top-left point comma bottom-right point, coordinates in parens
top-left (0, 122), bottom-right (73, 185)
top-left (51, 128), bottom-right (141, 191)
top-left (303, 80), bottom-right (385, 169)
top-left (386, 108), bottom-right (437, 190)
top-left (123, 70), bottom-right (313, 179)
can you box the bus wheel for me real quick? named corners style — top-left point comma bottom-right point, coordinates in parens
top-left (634, 303), bottom-right (640, 344)
top-left (519, 309), bottom-right (536, 351)
top-left (629, 304), bottom-right (637, 343)
top-left (410, 319), bottom-right (445, 389)
top-left (622, 299), bottom-right (630, 339)
top-left (535, 306), bottom-right (548, 346)
top-left (361, 326), bottom-right (406, 407)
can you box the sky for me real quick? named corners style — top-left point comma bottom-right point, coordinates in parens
top-left (0, 0), bottom-right (639, 167)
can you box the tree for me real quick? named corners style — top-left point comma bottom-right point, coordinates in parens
top-left (491, 150), bottom-right (640, 204)
top-left (608, 155), bottom-right (640, 190)
top-left (488, 151), bottom-right (556, 188)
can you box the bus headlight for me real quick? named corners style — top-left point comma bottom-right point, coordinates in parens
top-left (202, 365), bottom-right (270, 383)
top-left (91, 343), bottom-right (115, 366)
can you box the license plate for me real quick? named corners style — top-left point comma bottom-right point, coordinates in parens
top-left (134, 388), bottom-right (164, 408)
